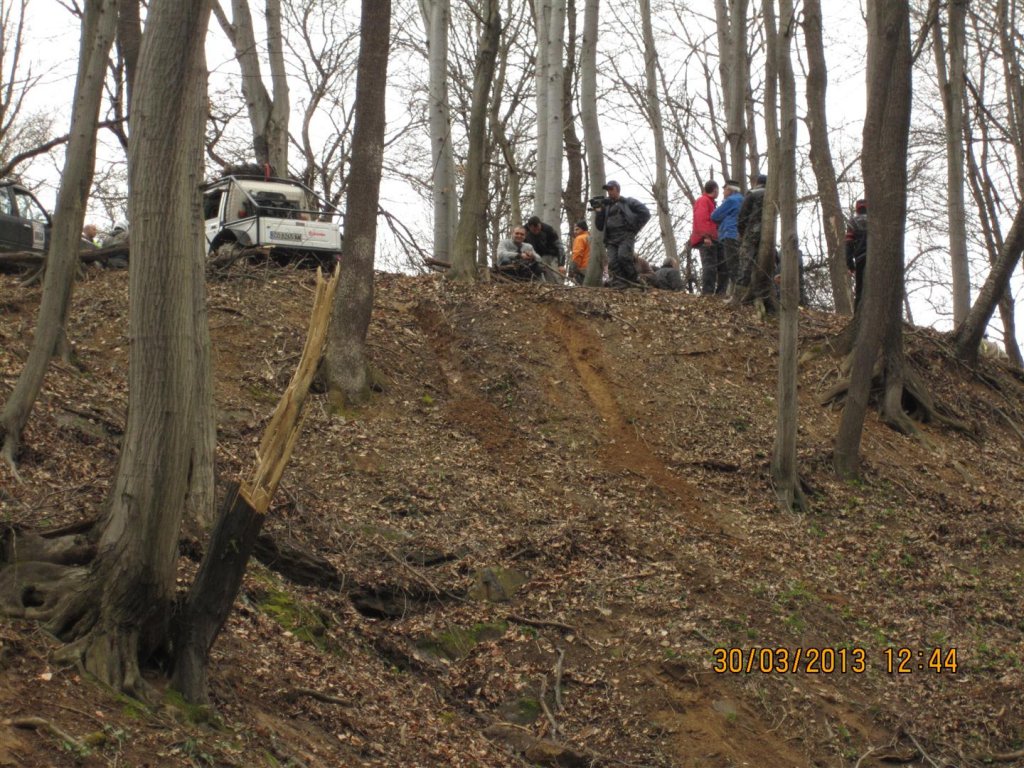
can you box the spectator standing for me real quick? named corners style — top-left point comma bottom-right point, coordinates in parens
top-left (845, 199), bottom-right (868, 310)
top-left (711, 180), bottom-right (743, 292)
top-left (736, 174), bottom-right (767, 290)
top-left (689, 180), bottom-right (725, 294)
top-left (595, 180), bottom-right (652, 287)
top-left (525, 215), bottom-right (564, 283)
top-left (569, 220), bottom-right (590, 284)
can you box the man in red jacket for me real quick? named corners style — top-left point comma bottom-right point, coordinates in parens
top-left (689, 180), bottom-right (725, 295)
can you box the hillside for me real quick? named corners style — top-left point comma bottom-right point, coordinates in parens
top-left (2, 266), bottom-right (1023, 768)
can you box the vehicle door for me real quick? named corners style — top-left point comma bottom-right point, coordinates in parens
top-left (11, 187), bottom-right (51, 251)
top-left (0, 186), bottom-right (26, 250)
top-left (203, 186), bottom-right (226, 249)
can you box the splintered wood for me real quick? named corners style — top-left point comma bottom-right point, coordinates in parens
top-left (241, 264), bottom-right (340, 513)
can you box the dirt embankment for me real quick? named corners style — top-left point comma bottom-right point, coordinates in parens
top-left (2, 268), bottom-right (1023, 767)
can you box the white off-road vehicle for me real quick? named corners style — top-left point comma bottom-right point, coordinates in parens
top-left (202, 174), bottom-right (341, 267)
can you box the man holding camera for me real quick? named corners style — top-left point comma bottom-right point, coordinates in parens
top-left (594, 180), bottom-right (651, 286)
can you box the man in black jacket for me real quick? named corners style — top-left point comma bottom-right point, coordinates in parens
top-left (525, 216), bottom-right (564, 282)
top-left (595, 180), bottom-right (651, 286)
top-left (845, 199), bottom-right (868, 310)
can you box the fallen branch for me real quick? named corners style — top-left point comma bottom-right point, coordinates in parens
top-left (4, 716), bottom-right (84, 753)
top-left (989, 749), bottom-right (1024, 762)
top-left (281, 687), bottom-right (350, 706)
top-left (506, 613), bottom-right (577, 634)
top-left (553, 648), bottom-right (565, 712)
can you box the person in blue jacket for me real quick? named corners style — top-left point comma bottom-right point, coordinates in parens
top-left (711, 180), bottom-right (744, 294)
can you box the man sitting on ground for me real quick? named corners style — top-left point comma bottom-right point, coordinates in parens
top-left (496, 226), bottom-right (543, 281)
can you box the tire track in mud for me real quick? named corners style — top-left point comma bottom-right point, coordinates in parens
top-left (545, 303), bottom-right (741, 537)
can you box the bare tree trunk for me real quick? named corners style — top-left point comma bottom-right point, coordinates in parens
top-left (834, 0), bottom-right (912, 478)
top-left (715, 0), bottom-right (748, 185)
top-left (953, 204), bottom-right (1024, 365)
top-left (116, 0), bottom-right (142, 116)
top-left (773, 0), bottom-right (804, 512)
top-left (542, 0), bottom-right (565, 226)
top-left (419, 0), bottom-right (456, 261)
top-left (534, 0), bottom-right (551, 215)
top-left (802, 0), bottom-right (854, 315)
top-left (639, 0), bottom-right (678, 263)
top-left (561, 0), bottom-right (584, 228)
top-left (450, 0), bottom-right (499, 279)
top-left (933, 0), bottom-right (971, 327)
top-left (40, 0), bottom-right (213, 694)
top-left (215, 0), bottom-right (290, 173)
top-left (580, 0), bottom-right (606, 287)
top-left (324, 0), bottom-right (392, 403)
top-left (743, 0), bottom-right (780, 304)
top-left (0, 0), bottom-right (117, 471)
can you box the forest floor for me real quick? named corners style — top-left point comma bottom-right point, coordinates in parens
top-left (1, 265), bottom-right (1023, 768)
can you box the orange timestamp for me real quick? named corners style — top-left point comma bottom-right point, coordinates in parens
top-left (712, 646), bottom-right (959, 674)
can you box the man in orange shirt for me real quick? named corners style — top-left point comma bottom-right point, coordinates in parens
top-left (569, 220), bottom-right (590, 284)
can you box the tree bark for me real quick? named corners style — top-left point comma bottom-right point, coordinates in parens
top-left (953, 204), bottom-right (1024, 366)
top-left (639, 0), bottom-right (678, 264)
top-left (561, 0), bottom-right (584, 229)
top-left (834, 0), bottom-right (912, 478)
top-left (534, 0), bottom-right (551, 216)
top-left (450, 0), bottom-right (500, 279)
top-left (215, 0), bottom-right (290, 173)
top-left (419, 0), bottom-right (456, 262)
top-left (579, 0), bottom-right (606, 287)
top-left (932, 0), bottom-right (971, 327)
top-left (773, 0), bottom-right (804, 512)
top-left (325, 0), bottom-right (392, 404)
top-left (715, 0), bottom-right (748, 186)
top-left (541, 0), bottom-right (565, 226)
top-left (43, 0), bottom-right (214, 694)
top-left (802, 0), bottom-right (854, 315)
top-left (0, 0), bottom-right (117, 471)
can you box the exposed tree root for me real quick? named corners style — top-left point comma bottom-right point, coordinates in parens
top-left (820, 356), bottom-right (971, 439)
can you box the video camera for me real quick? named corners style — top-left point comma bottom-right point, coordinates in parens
top-left (588, 195), bottom-right (611, 212)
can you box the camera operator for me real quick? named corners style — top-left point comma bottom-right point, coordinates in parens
top-left (593, 180), bottom-right (651, 287)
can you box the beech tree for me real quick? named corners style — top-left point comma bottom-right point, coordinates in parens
top-left (639, 0), bottom-right (679, 263)
top-left (0, 0), bottom-right (214, 692)
top-left (834, 0), bottom-right (913, 478)
top-left (214, 0), bottom-right (291, 173)
top-left (714, 0), bottom-right (748, 186)
top-left (580, 0), bottom-right (607, 287)
top-left (324, 0), bottom-right (392, 404)
top-left (802, 0), bottom-right (854, 315)
top-left (541, 0), bottom-right (565, 226)
top-left (0, 0), bottom-right (118, 471)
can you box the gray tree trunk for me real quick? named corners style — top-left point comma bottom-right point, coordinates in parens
top-left (325, 0), bottom-right (392, 403)
top-left (834, 0), bottom-right (912, 478)
top-left (561, 0), bottom-right (585, 228)
top-left (541, 0), bottom-right (565, 226)
top-left (46, 0), bottom-right (213, 693)
top-left (639, 0), bottom-right (678, 263)
top-left (772, 0), bottom-right (804, 512)
top-left (419, 0), bottom-right (456, 261)
top-left (932, 0), bottom-right (971, 327)
top-left (715, 0), bottom-right (748, 185)
top-left (0, 0), bottom-right (118, 471)
top-left (580, 0), bottom-right (606, 287)
top-left (534, 0), bottom-right (551, 215)
top-left (215, 0), bottom-right (289, 173)
top-left (802, 0), bottom-right (853, 315)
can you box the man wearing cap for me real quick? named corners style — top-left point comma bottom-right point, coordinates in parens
top-left (736, 173), bottom-right (768, 290)
top-left (845, 199), bottom-right (868, 310)
top-left (594, 180), bottom-right (651, 286)
top-left (711, 180), bottom-right (744, 293)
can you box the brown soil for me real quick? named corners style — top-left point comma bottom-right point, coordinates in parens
top-left (2, 266), bottom-right (1023, 767)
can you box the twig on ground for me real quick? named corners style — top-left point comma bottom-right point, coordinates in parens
top-left (538, 675), bottom-right (558, 738)
top-left (281, 687), bottom-right (350, 706)
top-left (554, 648), bottom-right (565, 712)
top-left (904, 732), bottom-right (941, 768)
top-left (506, 613), bottom-right (576, 633)
top-left (989, 748), bottom-right (1024, 762)
top-left (4, 716), bottom-right (84, 753)
top-left (853, 746), bottom-right (879, 768)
